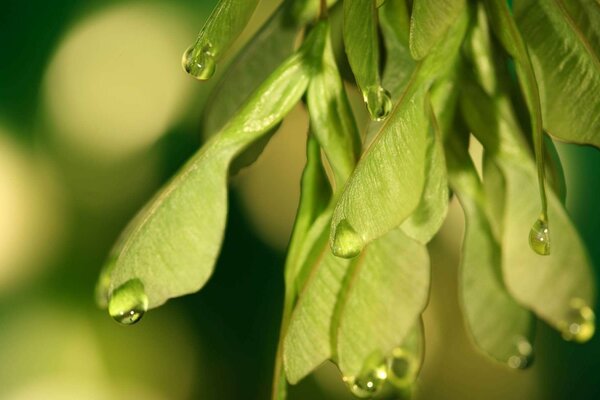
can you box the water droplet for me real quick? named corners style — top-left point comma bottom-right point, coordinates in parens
top-left (343, 363), bottom-right (387, 398)
top-left (108, 278), bottom-right (148, 325)
top-left (332, 219), bottom-right (362, 258)
top-left (386, 347), bottom-right (418, 388)
top-left (528, 218), bottom-right (550, 255)
top-left (182, 44), bottom-right (216, 81)
top-left (507, 336), bottom-right (533, 369)
top-left (365, 85), bottom-right (392, 121)
top-left (560, 298), bottom-right (595, 343)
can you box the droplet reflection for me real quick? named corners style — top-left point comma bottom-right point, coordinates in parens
top-left (387, 347), bottom-right (418, 388)
top-left (182, 44), bottom-right (216, 81)
top-left (528, 218), bottom-right (551, 255)
top-left (365, 85), bottom-right (392, 121)
top-left (108, 278), bottom-right (148, 325)
top-left (344, 363), bottom-right (387, 398)
top-left (507, 336), bottom-right (533, 369)
top-left (560, 298), bottom-right (595, 343)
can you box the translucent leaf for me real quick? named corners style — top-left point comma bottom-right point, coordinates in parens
top-left (184, 0), bottom-right (260, 80)
top-left (203, 3), bottom-right (301, 136)
top-left (307, 29), bottom-right (361, 189)
top-left (484, 0), bottom-right (549, 224)
top-left (97, 23), bottom-right (329, 310)
top-left (446, 131), bottom-right (534, 368)
top-left (330, 8), bottom-right (469, 257)
top-left (409, 0), bottom-right (466, 60)
top-left (335, 229), bottom-right (430, 378)
top-left (461, 81), bottom-right (596, 339)
top-left (343, 0), bottom-right (392, 120)
top-left (401, 99), bottom-right (449, 244)
top-left (514, 0), bottom-right (600, 148)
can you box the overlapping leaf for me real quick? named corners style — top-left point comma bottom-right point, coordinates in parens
top-left (514, 0), bottom-right (600, 148)
top-left (97, 23), bottom-right (328, 309)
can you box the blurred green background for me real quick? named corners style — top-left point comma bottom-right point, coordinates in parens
top-left (0, 0), bottom-right (599, 399)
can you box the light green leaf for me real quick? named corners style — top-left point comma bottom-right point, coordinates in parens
top-left (330, 8), bottom-right (469, 257)
top-left (401, 100), bottom-right (448, 244)
top-left (98, 23), bottom-right (328, 310)
top-left (514, 0), bottom-right (600, 148)
top-left (409, 0), bottom-right (466, 60)
top-left (184, 0), bottom-right (260, 80)
top-left (307, 29), bottom-right (361, 189)
top-left (446, 131), bottom-right (534, 368)
top-left (484, 0), bottom-right (549, 224)
top-left (461, 81), bottom-right (596, 339)
top-left (344, 0), bottom-right (392, 120)
top-left (203, 3), bottom-right (301, 136)
top-left (335, 229), bottom-right (430, 378)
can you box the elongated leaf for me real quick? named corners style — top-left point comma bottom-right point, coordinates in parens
top-left (330, 8), bottom-right (469, 257)
top-left (203, 3), bottom-right (301, 136)
top-left (461, 81), bottom-right (596, 336)
top-left (485, 0), bottom-right (549, 222)
top-left (307, 29), bottom-right (361, 189)
top-left (344, 0), bottom-right (391, 120)
top-left (401, 100), bottom-right (448, 243)
top-left (98, 23), bottom-right (328, 309)
top-left (447, 132), bottom-right (534, 367)
top-left (409, 0), bottom-right (466, 60)
top-left (514, 0), bottom-right (600, 148)
top-left (184, 0), bottom-right (260, 80)
top-left (335, 229), bottom-right (430, 377)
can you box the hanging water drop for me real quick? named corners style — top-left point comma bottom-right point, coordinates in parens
top-left (343, 363), bottom-right (387, 398)
top-left (108, 278), bottom-right (148, 325)
top-left (182, 44), bottom-right (216, 81)
top-left (528, 218), bottom-right (550, 255)
top-left (332, 219), bottom-right (362, 258)
top-left (507, 336), bottom-right (533, 369)
top-left (365, 85), bottom-right (392, 121)
top-left (560, 298), bottom-right (595, 343)
top-left (386, 347), bottom-right (418, 388)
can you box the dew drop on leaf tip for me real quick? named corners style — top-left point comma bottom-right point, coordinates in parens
top-left (332, 219), bottom-right (363, 258)
top-left (365, 85), bottom-right (392, 122)
top-left (528, 217), bottom-right (551, 255)
top-left (387, 347), bottom-right (418, 388)
top-left (344, 363), bottom-right (387, 398)
top-left (507, 336), bottom-right (533, 370)
top-left (182, 44), bottom-right (216, 81)
top-left (560, 298), bottom-right (595, 343)
top-left (108, 278), bottom-right (148, 325)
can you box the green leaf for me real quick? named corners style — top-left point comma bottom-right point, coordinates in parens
top-left (446, 130), bottom-right (534, 368)
top-left (335, 229), bottom-right (430, 378)
top-left (307, 27), bottom-right (361, 190)
top-left (330, 8), bottom-right (469, 257)
top-left (514, 0), bottom-right (600, 148)
top-left (98, 23), bottom-right (328, 310)
top-left (203, 3), bottom-right (301, 136)
top-left (401, 100), bottom-right (448, 244)
top-left (344, 0), bottom-right (392, 120)
top-left (484, 0), bottom-right (549, 224)
top-left (461, 80), bottom-right (596, 340)
top-left (184, 0), bottom-right (260, 80)
top-left (409, 0), bottom-right (466, 60)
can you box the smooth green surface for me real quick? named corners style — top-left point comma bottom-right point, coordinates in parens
top-left (461, 82), bottom-right (596, 332)
top-left (401, 100), bottom-right (448, 244)
top-left (335, 229), bottom-right (429, 377)
top-left (330, 7), bottom-right (469, 255)
top-left (409, 0), bottom-right (466, 60)
top-left (99, 24), bottom-right (328, 309)
top-left (515, 0), bottom-right (600, 148)
top-left (447, 132), bottom-right (534, 366)
top-left (203, 3), bottom-right (300, 136)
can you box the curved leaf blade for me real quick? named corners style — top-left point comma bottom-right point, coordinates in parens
top-left (514, 0), bottom-right (600, 147)
top-left (409, 0), bottom-right (466, 60)
top-left (447, 131), bottom-right (534, 367)
top-left (98, 24), bottom-right (329, 309)
top-left (335, 229), bottom-right (430, 377)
